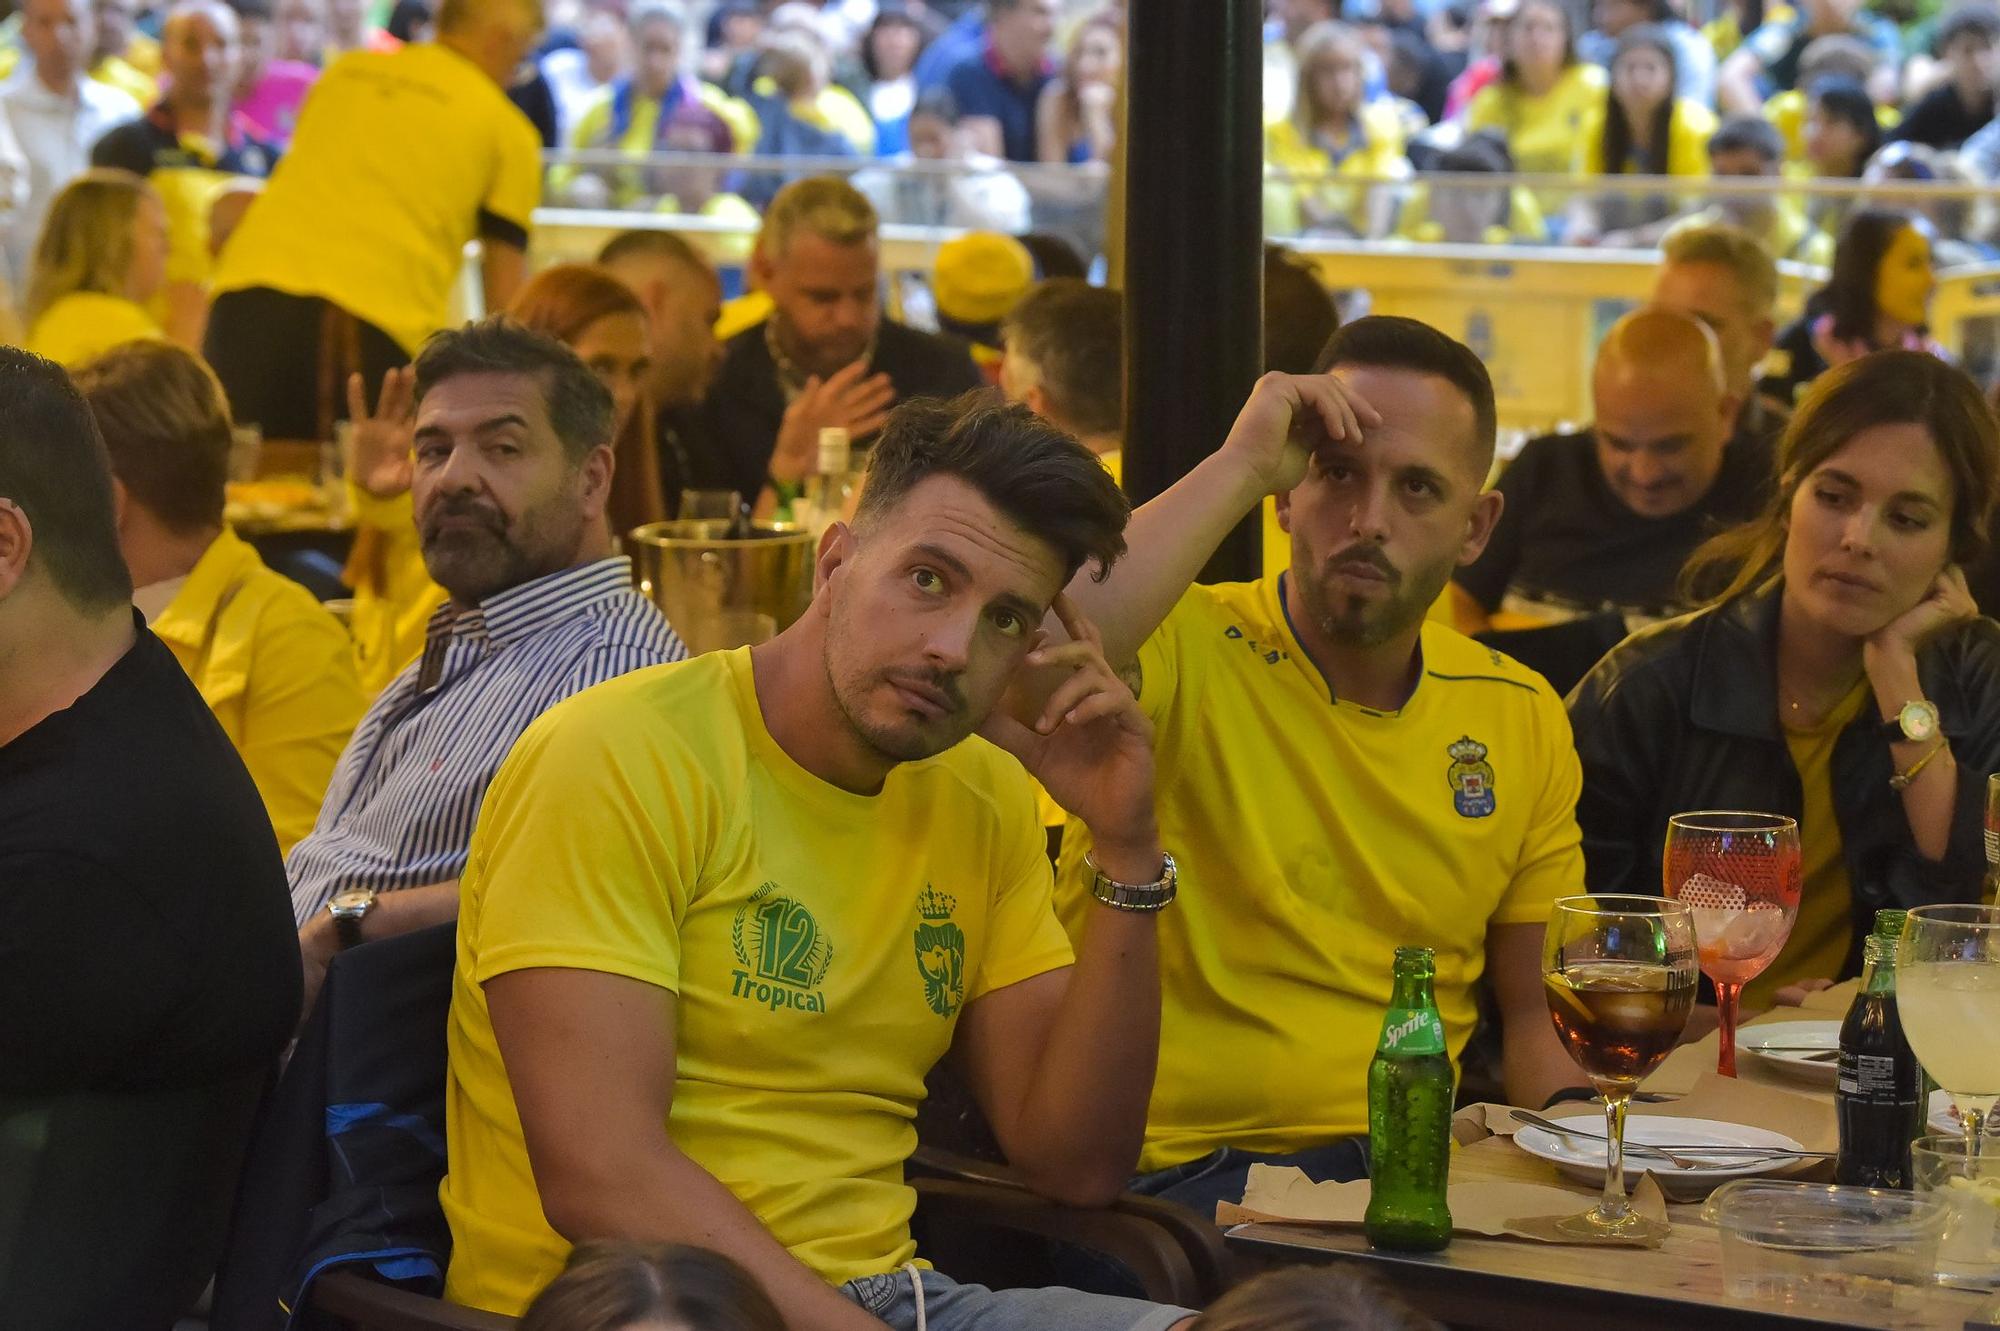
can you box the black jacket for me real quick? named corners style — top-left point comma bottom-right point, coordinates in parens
top-left (696, 318), bottom-right (984, 503)
top-left (1567, 582), bottom-right (2000, 979)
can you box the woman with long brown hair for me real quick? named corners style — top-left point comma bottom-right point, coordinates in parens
top-left (1568, 351), bottom-right (2000, 1005)
top-left (519, 1242), bottom-right (783, 1331)
top-left (509, 262), bottom-right (667, 536)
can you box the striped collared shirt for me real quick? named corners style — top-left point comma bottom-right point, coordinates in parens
top-left (287, 556), bottom-right (685, 925)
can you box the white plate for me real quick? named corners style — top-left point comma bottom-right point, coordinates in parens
top-left (1515, 1115), bottom-right (1809, 1184)
top-left (1740, 1021), bottom-right (1843, 1087)
top-left (1927, 1090), bottom-right (2000, 1136)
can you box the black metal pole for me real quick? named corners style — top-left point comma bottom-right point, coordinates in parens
top-left (1122, 0), bottom-right (1265, 584)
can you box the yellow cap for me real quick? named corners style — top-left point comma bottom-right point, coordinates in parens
top-left (932, 232), bottom-right (1035, 327)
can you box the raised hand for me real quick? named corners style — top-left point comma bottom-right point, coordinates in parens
top-left (1867, 564), bottom-right (1977, 670)
top-left (979, 595), bottom-right (1156, 857)
top-left (770, 359), bottom-right (895, 485)
top-left (1221, 369), bottom-right (1382, 499)
top-left (346, 367), bottom-right (417, 500)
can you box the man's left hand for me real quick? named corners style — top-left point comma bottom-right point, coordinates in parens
top-left (980, 595), bottom-right (1157, 856)
top-left (297, 915), bottom-right (338, 1034)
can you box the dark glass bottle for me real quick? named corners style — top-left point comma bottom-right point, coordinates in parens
top-left (1365, 947), bottom-right (1454, 1251)
top-left (1835, 934), bottom-right (1922, 1188)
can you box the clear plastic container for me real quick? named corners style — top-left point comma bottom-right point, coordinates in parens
top-left (1702, 1180), bottom-right (1949, 1318)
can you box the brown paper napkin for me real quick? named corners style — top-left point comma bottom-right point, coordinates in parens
top-left (1216, 1163), bottom-right (1671, 1248)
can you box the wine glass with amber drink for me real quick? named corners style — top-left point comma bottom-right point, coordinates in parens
top-left (1543, 894), bottom-right (1700, 1241)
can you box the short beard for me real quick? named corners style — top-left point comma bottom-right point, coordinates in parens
top-left (1297, 547), bottom-right (1456, 650)
top-left (420, 490), bottom-right (584, 605)
top-left (822, 594), bottom-right (972, 765)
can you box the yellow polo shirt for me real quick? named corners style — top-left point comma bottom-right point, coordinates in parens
top-left (1057, 573), bottom-right (1583, 1170)
top-left (1463, 64), bottom-right (1608, 210)
top-left (441, 648), bottom-right (1073, 1314)
top-left (1757, 682), bottom-right (1870, 1005)
top-left (152, 527), bottom-right (365, 854)
top-left (1262, 108), bottom-right (1413, 236)
top-left (212, 43), bottom-right (542, 356)
top-left (1580, 99), bottom-right (1718, 177)
top-left (25, 291), bottom-right (162, 366)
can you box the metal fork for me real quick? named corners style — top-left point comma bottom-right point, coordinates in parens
top-left (1510, 1111), bottom-right (1836, 1168)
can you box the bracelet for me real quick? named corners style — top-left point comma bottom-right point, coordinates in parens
top-left (1087, 850), bottom-right (1177, 912)
top-left (1889, 738), bottom-right (1950, 792)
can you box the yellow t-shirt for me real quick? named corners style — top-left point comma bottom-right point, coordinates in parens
top-left (441, 648), bottom-right (1074, 1314)
top-left (24, 291), bottom-right (163, 365)
top-left (1463, 64), bottom-right (1608, 209)
top-left (1262, 108), bottom-right (1412, 236)
top-left (211, 43), bottom-right (542, 356)
top-left (1756, 683), bottom-right (1870, 1005)
top-left (151, 527), bottom-right (364, 855)
top-left (1057, 573), bottom-right (1583, 1170)
top-left (1580, 99), bottom-right (1718, 177)
top-left (1764, 88), bottom-right (1900, 164)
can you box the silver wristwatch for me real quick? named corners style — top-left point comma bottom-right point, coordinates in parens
top-left (1087, 851), bottom-right (1178, 912)
top-left (327, 885), bottom-right (379, 950)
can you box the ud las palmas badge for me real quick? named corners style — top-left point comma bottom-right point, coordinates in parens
top-left (1447, 736), bottom-right (1497, 819)
top-left (913, 885), bottom-right (967, 1018)
top-left (731, 881), bottom-right (834, 1013)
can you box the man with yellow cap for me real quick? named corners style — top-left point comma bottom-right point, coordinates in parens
top-left (931, 230), bottom-right (1035, 383)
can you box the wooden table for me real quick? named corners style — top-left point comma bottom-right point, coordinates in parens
top-left (1229, 998), bottom-right (1992, 1330)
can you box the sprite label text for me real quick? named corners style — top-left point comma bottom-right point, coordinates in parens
top-left (1379, 1007), bottom-right (1446, 1055)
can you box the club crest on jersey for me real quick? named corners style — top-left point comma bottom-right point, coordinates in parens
top-left (1446, 736), bottom-right (1496, 819)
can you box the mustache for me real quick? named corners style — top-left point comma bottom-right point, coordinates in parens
top-left (883, 667), bottom-right (965, 713)
top-left (1325, 542), bottom-right (1401, 583)
top-left (420, 495), bottom-right (507, 538)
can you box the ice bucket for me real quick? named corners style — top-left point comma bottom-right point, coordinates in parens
top-left (626, 519), bottom-right (817, 656)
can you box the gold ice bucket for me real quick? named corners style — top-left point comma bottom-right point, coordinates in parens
top-left (626, 519), bottom-right (817, 656)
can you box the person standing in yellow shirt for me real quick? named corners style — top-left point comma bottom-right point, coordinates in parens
top-left (1053, 318), bottom-right (1588, 1219)
top-left (440, 395), bottom-right (1196, 1331)
top-left (74, 340), bottom-right (363, 855)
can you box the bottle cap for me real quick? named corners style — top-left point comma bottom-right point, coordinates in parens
top-left (817, 427), bottom-right (851, 475)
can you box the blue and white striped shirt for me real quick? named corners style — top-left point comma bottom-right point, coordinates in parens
top-left (286, 556), bottom-right (685, 925)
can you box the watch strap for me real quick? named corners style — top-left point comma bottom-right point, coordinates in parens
top-left (333, 911), bottom-right (366, 950)
top-left (1087, 850), bottom-right (1177, 912)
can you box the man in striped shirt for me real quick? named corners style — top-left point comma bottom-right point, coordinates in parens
top-left (288, 319), bottom-right (684, 1016)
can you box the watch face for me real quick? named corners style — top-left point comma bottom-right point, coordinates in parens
top-left (329, 887), bottom-right (375, 914)
top-left (1901, 702), bottom-right (1939, 743)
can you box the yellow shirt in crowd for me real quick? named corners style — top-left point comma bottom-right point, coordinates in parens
top-left (1579, 99), bottom-right (1718, 177)
top-left (342, 486), bottom-right (445, 697)
top-left (24, 291), bottom-right (162, 366)
top-left (212, 43), bottom-right (543, 357)
top-left (550, 82), bottom-right (755, 208)
top-left (440, 648), bottom-right (1074, 1314)
top-left (151, 527), bottom-right (365, 854)
top-left (1393, 183), bottom-right (1549, 246)
top-left (1463, 64), bottom-right (1609, 210)
top-left (1262, 107), bottom-right (1413, 236)
top-left (1057, 573), bottom-right (1582, 1170)
top-left (1756, 682), bottom-right (1871, 1005)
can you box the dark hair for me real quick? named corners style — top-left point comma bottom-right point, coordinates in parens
top-left (0, 346), bottom-right (132, 611)
top-left (1312, 316), bottom-right (1497, 468)
top-left (385, 0), bottom-right (434, 41)
top-left (911, 84), bottom-right (962, 125)
top-left (860, 3), bottom-right (938, 81)
top-left (1264, 245), bottom-right (1340, 376)
top-left (412, 318), bottom-right (616, 465)
top-left (857, 392), bottom-right (1129, 581)
top-left (1806, 76), bottom-right (1882, 175)
top-left (1501, 0), bottom-right (1577, 86)
top-left (1821, 206), bottom-right (1924, 342)
top-left (230, 0), bottom-right (273, 22)
top-left (1683, 351), bottom-right (2000, 603)
top-left (1707, 112), bottom-right (1785, 164)
top-left (1193, 1268), bottom-right (1445, 1331)
top-left (1437, 130), bottom-right (1516, 172)
top-left (1601, 24), bottom-right (1678, 175)
top-left (598, 227), bottom-right (711, 275)
top-left (1001, 278), bottom-right (1123, 438)
top-left (71, 341), bottom-right (231, 536)
top-left (1936, 3), bottom-right (2000, 54)
top-left (519, 1242), bottom-right (784, 1331)
top-left (1018, 230), bottom-right (1089, 280)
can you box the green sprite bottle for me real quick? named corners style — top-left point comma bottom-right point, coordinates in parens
top-left (1365, 946), bottom-right (1454, 1252)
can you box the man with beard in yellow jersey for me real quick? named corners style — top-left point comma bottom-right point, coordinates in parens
top-left (1054, 317), bottom-right (1588, 1219)
top-left (440, 396), bottom-right (1196, 1330)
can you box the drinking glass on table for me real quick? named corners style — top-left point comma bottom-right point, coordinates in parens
top-left (1543, 894), bottom-right (1699, 1241)
top-left (1663, 811), bottom-right (1802, 1077)
top-left (678, 489), bottom-right (743, 522)
top-left (1900, 905), bottom-right (2000, 1167)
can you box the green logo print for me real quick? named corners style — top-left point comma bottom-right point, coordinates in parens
top-left (730, 882), bottom-right (834, 1014)
top-left (913, 885), bottom-right (967, 1018)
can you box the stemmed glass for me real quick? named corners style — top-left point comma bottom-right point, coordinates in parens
top-left (1899, 904), bottom-right (2000, 1170)
top-left (1543, 895), bottom-right (1700, 1241)
top-left (1663, 812), bottom-right (1802, 1077)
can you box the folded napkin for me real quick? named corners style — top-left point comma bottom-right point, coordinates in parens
top-left (1216, 1163), bottom-right (1671, 1249)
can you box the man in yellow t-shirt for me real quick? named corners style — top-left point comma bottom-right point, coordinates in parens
top-left (441, 396), bottom-right (1195, 1330)
top-left (76, 341), bottom-right (363, 856)
top-left (203, 0), bottom-right (543, 442)
top-left (1056, 317), bottom-right (1588, 1216)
